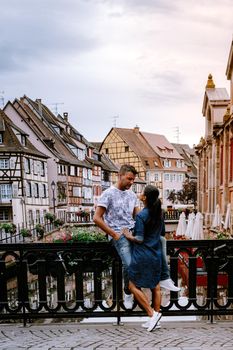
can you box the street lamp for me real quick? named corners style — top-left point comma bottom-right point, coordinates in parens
top-left (51, 181), bottom-right (56, 215)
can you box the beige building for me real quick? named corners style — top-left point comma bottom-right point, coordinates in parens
top-left (196, 40), bottom-right (233, 227)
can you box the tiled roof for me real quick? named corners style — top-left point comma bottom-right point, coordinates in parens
top-left (141, 132), bottom-right (183, 160)
top-left (90, 142), bottom-right (102, 150)
top-left (12, 98), bottom-right (91, 167)
top-left (206, 88), bottom-right (230, 101)
top-left (0, 109), bottom-right (48, 158)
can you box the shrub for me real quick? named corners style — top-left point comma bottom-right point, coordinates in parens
top-left (54, 218), bottom-right (65, 227)
top-left (53, 227), bottom-right (107, 243)
top-left (44, 212), bottom-right (55, 222)
top-left (20, 228), bottom-right (32, 237)
top-left (0, 223), bottom-right (17, 234)
top-left (35, 224), bottom-right (45, 239)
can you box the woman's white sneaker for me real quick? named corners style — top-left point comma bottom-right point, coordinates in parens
top-left (160, 278), bottom-right (180, 292)
top-left (142, 319), bottom-right (161, 329)
top-left (123, 293), bottom-right (134, 309)
top-left (147, 311), bottom-right (162, 332)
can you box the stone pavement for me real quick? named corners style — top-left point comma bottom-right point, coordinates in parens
top-left (0, 321), bottom-right (233, 350)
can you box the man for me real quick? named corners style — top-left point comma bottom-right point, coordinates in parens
top-left (94, 164), bottom-right (179, 309)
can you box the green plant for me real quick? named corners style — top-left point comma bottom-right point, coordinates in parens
top-left (20, 228), bottom-right (32, 237)
top-left (54, 218), bottom-right (64, 227)
top-left (35, 224), bottom-right (45, 239)
top-left (44, 212), bottom-right (55, 222)
top-left (53, 227), bottom-right (107, 243)
top-left (0, 223), bottom-right (17, 234)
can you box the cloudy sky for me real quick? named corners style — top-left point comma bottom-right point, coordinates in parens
top-left (1, 0), bottom-right (232, 146)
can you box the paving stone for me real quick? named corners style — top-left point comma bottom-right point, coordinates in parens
top-left (0, 321), bottom-right (233, 350)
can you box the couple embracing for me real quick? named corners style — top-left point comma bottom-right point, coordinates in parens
top-left (94, 164), bottom-right (180, 332)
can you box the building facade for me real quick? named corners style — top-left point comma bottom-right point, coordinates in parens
top-left (100, 127), bottom-right (188, 207)
top-left (196, 40), bottom-right (233, 227)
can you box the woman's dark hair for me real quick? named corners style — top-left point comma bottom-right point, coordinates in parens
top-left (143, 185), bottom-right (162, 228)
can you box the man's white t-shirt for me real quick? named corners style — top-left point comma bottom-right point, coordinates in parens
top-left (97, 186), bottom-right (138, 233)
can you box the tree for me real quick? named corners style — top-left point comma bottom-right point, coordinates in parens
top-left (167, 179), bottom-right (197, 207)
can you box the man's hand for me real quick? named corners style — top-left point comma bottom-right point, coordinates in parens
top-left (113, 232), bottom-right (121, 241)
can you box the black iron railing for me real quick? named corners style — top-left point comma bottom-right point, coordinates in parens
top-left (0, 239), bottom-right (233, 326)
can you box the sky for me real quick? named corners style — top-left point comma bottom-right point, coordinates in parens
top-left (1, 0), bottom-right (232, 147)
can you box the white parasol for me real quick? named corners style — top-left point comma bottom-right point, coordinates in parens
top-left (176, 212), bottom-right (187, 236)
top-left (192, 212), bottom-right (204, 240)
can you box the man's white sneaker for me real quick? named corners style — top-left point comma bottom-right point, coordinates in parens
top-left (142, 319), bottom-right (161, 329)
top-left (160, 278), bottom-right (180, 292)
top-left (123, 293), bottom-right (134, 309)
top-left (147, 311), bottom-right (162, 332)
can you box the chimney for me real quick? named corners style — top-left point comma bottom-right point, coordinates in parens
top-left (133, 125), bottom-right (140, 134)
top-left (63, 112), bottom-right (68, 122)
top-left (36, 99), bottom-right (43, 116)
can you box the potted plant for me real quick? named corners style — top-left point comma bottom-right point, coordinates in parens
top-left (44, 212), bottom-right (55, 223)
top-left (35, 224), bottom-right (45, 239)
top-left (20, 228), bottom-right (32, 238)
top-left (0, 223), bottom-right (17, 234)
top-left (54, 218), bottom-right (64, 227)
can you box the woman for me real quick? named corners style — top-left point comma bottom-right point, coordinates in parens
top-left (122, 185), bottom-right (163, 332)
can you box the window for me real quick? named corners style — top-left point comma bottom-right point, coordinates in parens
top-left (69, 165), bottom-right (75, 176)
top-left (28, 210), bottom-right (33, 225)
top-left (125, 146), bottom-right (129, 152)
top-left (42, 184), bottom-right (47, 198)
top-left (21, 135), bottom-right (26, 146)
top-left (164, 173), bottom-right (170, 181)
top-left (40, 161), bottom-right (45, 176)
top-left (0, 133), bottom-right (3, 144)
top-left (26, 182), bottom-right (32, 197)
top-left (87, 169), bottom-right (92, 179)
top-left (103, 171), bottom-right (109, 182)
top-left (83, 168), bottom-right (87, 178)
top-left (34, 183), bottom-right (39, 198)
top-left (33, 160), bottom-right (38, 175)
top-left (105, 148), bottom-right (109, 154)
top-left (0, 184), bottom-right (12, 199)
top-left (0, 209), bottom-right (9, 221)
top-left (178, 174), bottom-right (184, 182)
top-left (0, 159), bottom-right (9, 169)
top-left (73, 186), bottom-right (82, 197)
top-left (170, 174), bottom-right (176, 182)
top-left (154, 173), bottom-right (160, 181)
top-left (58, 164), bottom-right (66, 175)
top-left (163, 159), bottom-right (171, 168)
top-left (36, 210), bottom-right (40, 223)
top-left (25, 158), bottom-right (31, 174)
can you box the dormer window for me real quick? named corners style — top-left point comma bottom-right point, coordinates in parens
top-left (21, 135), bottom-right (26, 146)
top-left (51, 124), bottom-right (61, 134)
top-left (163, 159), bottom-right (171, 168)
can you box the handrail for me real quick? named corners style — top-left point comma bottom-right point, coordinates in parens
top-left (0, 239), bottom-right (233, 326)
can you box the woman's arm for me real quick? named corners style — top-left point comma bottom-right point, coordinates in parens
top-left (122, 228), bottom-right (143, 243)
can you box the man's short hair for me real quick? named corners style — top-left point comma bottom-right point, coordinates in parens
top-left (119, 164), bottom-right (137, 175)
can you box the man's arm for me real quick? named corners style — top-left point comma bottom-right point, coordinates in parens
top-left (133, 206), bottom-right (140, 218)
top-left (93, 206), bottom-right (120, 240)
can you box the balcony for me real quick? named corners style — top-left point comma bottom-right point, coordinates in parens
top-left (0, 239), bottom-right (233, 326)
